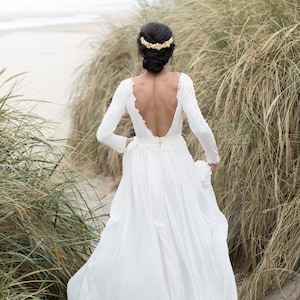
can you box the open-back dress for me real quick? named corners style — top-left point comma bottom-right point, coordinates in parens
top-left (67, 73), bottom-right (238, 300)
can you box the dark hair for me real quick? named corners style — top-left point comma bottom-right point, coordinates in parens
top-left (137, 22), bottom-right (175, 74)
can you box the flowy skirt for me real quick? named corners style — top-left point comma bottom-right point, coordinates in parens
top-left (67, 135), bottom-right (237, 300)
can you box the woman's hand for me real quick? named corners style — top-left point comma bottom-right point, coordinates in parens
top-left (209, 163), bottom-right (217, 173)
top-left (126, 137), bottom-right (133, 147)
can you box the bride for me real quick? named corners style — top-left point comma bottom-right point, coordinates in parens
top-left (67, 21), bottom-right (238, 300)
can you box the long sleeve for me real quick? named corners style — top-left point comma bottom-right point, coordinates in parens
top-left (96, 81), bottom-right (127, 153)
top-left (181, 75), bottom-right (220, 164)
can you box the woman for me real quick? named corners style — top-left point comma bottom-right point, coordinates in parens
top-left (67, 22), bottom-right (238, 300)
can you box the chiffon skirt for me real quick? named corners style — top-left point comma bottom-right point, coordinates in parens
top-left (67, 135), bottom-right (237, 300)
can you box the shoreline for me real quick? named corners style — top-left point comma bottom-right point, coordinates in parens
top-left (0, 8), bottom-right (136, 32)
top-left (0, 9), bottom-right (135, 140)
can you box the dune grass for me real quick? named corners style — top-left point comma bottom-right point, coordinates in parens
top-left (0, 70), bottom-right (102, 299)
top-left (67, 0), bottom-right (299, 298)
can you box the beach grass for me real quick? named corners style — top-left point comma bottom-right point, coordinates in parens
top-left (0, 69), bottom-right (103, 299)
top-left (67, 0), bottom-right (299, 298)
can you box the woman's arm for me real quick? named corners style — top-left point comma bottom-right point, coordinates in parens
top-left (181, 75), bottom-right (220, 165)
top-left (96, 81), bottom-right (128, 153)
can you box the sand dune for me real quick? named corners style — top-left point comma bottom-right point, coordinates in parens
top-left (0, 9), bottom-right (298, 300)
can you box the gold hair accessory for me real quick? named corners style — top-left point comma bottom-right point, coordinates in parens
top-left (140, 36), bottom-right (174, 50)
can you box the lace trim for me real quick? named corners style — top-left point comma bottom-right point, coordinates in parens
top-left (130, 80), bottom-right (154, 138)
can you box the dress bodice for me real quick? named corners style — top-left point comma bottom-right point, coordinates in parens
top-left (96, 73), bottom-right (220, 164)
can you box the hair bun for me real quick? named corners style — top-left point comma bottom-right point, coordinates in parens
top-left (143, 57), bottom-right (164, 73)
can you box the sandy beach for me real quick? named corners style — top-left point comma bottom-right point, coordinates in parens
top-left (0, 9), bottom-right (134, 140)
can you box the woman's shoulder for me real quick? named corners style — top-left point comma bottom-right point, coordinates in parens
top-left (116, 72), bottom-right (193, 89)
top-left (119, 77), bottom-right (133, 87)
top-left (177, 72), bottom-right (195, 93)
top-left (114, 77), bottom-right (133, 94)
top-left (179, 72), bottom-right (193, 83)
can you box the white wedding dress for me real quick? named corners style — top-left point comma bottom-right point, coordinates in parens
top-left (67, 73), bottom-right (238, 300)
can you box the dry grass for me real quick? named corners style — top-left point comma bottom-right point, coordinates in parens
top-left (67, 0), bottom-right (300, 299)
top-left (0, 70), bottom-right (102, 299)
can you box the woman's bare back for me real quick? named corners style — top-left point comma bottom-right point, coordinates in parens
top-left (133, 71), bottom-right (180, 137)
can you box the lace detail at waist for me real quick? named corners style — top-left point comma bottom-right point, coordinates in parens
top-left (127, 134), bottom-right (185, 152)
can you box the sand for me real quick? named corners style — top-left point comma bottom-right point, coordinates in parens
top-left (0, 9), bottom-right (132, 140)
top-left (0, 10), bottom-right (299, 300)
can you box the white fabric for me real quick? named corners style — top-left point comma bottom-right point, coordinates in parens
top-left (68, 73), bottom-right (237, 300)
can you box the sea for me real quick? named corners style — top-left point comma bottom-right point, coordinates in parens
top-left (0, 0), bottom-right (155, 31)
